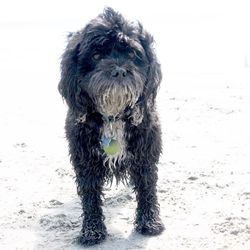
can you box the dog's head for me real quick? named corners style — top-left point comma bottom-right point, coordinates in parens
top-left (59, 8), bottom-right (162, 116)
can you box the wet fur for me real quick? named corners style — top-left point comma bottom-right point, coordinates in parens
top-left (59, 8), bottom-right (164, 246)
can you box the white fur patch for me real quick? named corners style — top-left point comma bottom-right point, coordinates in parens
top-left (101, 119), bottom-right (127, 170)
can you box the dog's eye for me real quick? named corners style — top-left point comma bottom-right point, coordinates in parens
top-left (128, 51), bottom-right (136, 59)
top-left (92, 53), bottom-right (102, 60)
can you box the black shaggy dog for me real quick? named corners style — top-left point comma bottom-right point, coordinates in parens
top-left (59, 8), bottom-right (164, 245)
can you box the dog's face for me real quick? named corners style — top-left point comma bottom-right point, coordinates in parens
top-left (59, 8), bottom-right (162, 116)
top-left (77, 21), bottom-right (147, 117)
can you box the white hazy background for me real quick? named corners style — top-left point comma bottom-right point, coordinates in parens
top-left (0, 0), bottom-right (250, 146)
top-left (0, 1), bottom-right (250, 249)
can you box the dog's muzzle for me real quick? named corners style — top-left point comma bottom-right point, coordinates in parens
top-left (86, 66), bottom-right (143, 117)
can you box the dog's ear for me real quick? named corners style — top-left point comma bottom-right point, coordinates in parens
top-left (58, 33), bottom-right (81, 110)
top-left (139, 26), bottom-right (162, 102)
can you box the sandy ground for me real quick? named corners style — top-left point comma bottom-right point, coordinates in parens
top-left (1, 72), bottom-right (250, 250)
top-left (1, 1), bottom-right (250, 249)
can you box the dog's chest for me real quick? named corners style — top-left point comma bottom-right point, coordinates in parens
top-left (100, 119), bottom-right (127, 168)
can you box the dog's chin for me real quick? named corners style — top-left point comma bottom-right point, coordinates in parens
top-left (85, 72), bottom-right (144, 117)
top-left (94, 93), bottom-right (138, 117)
top-left (94, 89), bottom-right (139, 117)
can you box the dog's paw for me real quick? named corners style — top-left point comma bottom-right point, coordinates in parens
top-left (77, 221), bottom-right (107, 246)
top-left (135, 218), bottom-right (165, 236)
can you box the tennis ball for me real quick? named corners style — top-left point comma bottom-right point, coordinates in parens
top-left (103, 139), bottom-right (121, 155)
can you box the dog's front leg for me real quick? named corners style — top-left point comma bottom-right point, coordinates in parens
top-left (131, 165), bottom-right (165, 236)
top-left (66, 113), bottom-right (107, 245)
top-left (74, 165), bottom-right (107, 246)
top-left (128, 122), bottom-right (165, 236)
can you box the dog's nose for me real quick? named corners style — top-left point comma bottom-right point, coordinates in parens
top-left (111, 66), bottom-right (127, 78)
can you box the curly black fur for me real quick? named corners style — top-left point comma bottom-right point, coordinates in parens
top-left (59, 7), bottom-right (164, 245)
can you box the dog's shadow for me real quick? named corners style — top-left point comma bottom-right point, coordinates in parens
top-left (101, 186), bottom-right (151, 249)
top-left (99, 230), bottom-right (150, 250)
top-left (35, 186), bottom-right (151, 250)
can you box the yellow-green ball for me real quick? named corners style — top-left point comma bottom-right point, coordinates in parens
top-left (103, 139), bottom-right (121, 155)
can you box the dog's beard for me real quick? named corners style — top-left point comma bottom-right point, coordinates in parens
top-left (86, 70), bottom-right (145, 116)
